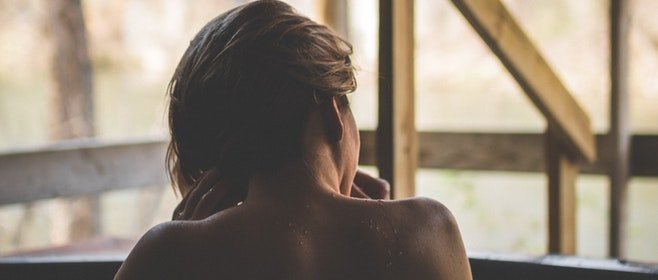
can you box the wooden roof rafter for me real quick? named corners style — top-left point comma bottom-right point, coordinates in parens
top-left (450, 0), bottom-right (597, 163)
top-left (450, 0), bottom-right (598, 254)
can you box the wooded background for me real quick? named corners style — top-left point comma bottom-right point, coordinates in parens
top-left (0, 0), bottom-right (656, 263)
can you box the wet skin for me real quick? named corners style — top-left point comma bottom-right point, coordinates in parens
top-left (115, 190), bottom-right (470, 280)
top-left (114, 99), bottom-right (472, 279)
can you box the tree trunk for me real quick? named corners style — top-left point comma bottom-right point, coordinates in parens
top-left (47, 0), bottom-right (94, 139)
top-left (46, 0), bottom-right (100, 241)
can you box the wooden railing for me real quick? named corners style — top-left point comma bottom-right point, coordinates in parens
top-left (0, 138), bottom-right (167, 205)
top-left (3, 132), bottom-right (658, 205)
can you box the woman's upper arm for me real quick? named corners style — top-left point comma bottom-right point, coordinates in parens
top-left (408, 197), bottom-right (473, 280)
top-left (435, 204), bottom-right (472, 279)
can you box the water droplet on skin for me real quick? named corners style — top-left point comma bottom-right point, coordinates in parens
top-left (303, 229), bottom-right (308, 235)
top-left (298, 241), bottom-right (303, 245)
top-left (399, 251), bottom-right (403, 255)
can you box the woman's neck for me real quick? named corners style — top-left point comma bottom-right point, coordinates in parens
top-left (243, 157), bottom-right (347, 206)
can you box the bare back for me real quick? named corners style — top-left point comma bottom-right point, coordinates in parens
top-left (115, 196), bottom-right (471, 280)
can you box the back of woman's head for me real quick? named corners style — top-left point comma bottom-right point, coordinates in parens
top-left (167, 0), bottom-right (356, 197)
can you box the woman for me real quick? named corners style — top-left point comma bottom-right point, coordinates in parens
top-left (115, 1), bottom-right (471, 279)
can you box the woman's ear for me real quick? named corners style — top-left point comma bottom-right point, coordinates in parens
top-left (323, 97), bottom-right (344, 142)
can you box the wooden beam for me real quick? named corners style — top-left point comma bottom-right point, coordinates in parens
top-left (377, 0), bottom-right (393, 192)
top-left (450, 0), bottom-right (596, 163)
top-left (0, 138), bottom-right (168, 206)
top-left (1, 132), bottom-right (657, 207)
top-left (377, 0), bottom-right (417, 198)
top-left (546, 127), bottom-right (578, 254)
top-left (364, 131), bottom-right (544, 172)
top-left (317, 0), bottom-right (348, 38)
top-left (360, 131), bottom-right (658, 176)
top-left (608, 0), bottom-right (631, 258)
top-left (631, 135), bottom-right (658, 177)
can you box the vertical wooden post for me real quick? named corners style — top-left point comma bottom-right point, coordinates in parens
top-left (546, 126), bottom-right (578, 254)
top-left (377, 0), bottom-right (394, 195)
top-left (609, 0), bottom-right (631, 258)
top-left (390, 0), bottom-right (417, 199)
top-left (46, 0), bottom-right (100, 241)
top-left (377, 0), bottom-right (417, 198)
top-left (317, 0), bottom-right (349, 38)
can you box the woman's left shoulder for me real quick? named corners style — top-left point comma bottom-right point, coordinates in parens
top-left (390, 196), bottom-right (454, 219)
top-left (384, 197), bottom-right (459, 236)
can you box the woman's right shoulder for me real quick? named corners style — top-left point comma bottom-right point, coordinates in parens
top-left (114, 221), bottom-right (196, 279)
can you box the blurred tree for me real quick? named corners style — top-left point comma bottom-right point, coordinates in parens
top-left (47, 0), bottom-right (93, 138)
top-left (46, 0), bottom-right (99, 241)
